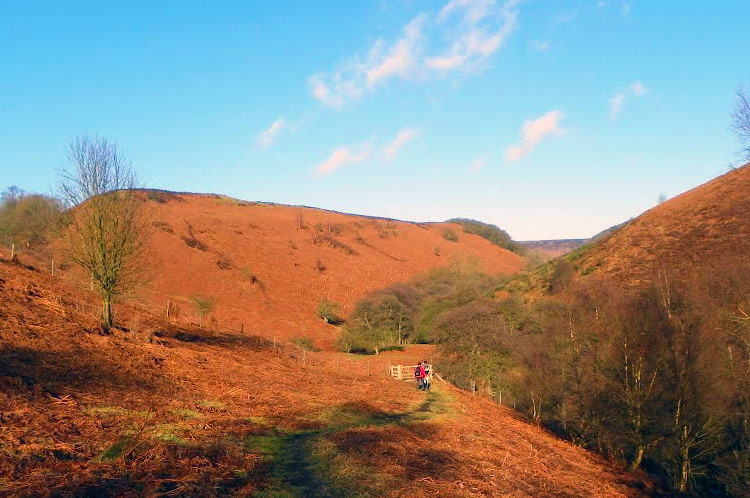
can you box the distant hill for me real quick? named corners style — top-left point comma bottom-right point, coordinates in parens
top-left (80, 192), bottom-right (523, 348)
top-left (516, 238), bottom-right (587, 259)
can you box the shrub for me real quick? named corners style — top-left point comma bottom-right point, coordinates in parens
top-left (0, 187), bottom-right (64, 249)
top-left (441, 227), bottom-right (459, 242)
top-left (316, 258), bottom-right (327, 272)
top-left (290, 335), bottom-right (320, 352)
top-left (190, 294), bottom-right (215, 328)
top-left (241, 267), bottom-right (258, 283)
top-left (434, 246), bottom-right (441, 256)
top-left (318, 298), bottom-right (342, 324)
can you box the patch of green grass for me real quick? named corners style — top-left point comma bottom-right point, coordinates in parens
top-left (99, 437), bottom-right (133, 461)
top-left (151, 423), bottom-right (189, 445)
top-left (172, 408), bottom-right (201, 419)
top-left (244, 430), bottom-right (286, 457)
top-left (309, 438), bottom-right (383, 497)
top-left (196, 400), bottom-right (226, 410)
top-left (84, 406), bottom-right (150, 418)
top-left (243, 415), bottom-right (271, 425)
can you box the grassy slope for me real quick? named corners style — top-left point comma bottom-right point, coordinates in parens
top-left (502, 163), bottom-right (750, 297)
top-left (53, 192), bottom-right (522, 349)
top-left (0, 257), bottom-right (649, 496)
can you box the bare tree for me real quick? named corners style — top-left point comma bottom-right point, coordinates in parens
top-left (732, 86), bottom-right (750, 162)
top-left (58, 136), bottom-right (147, 332)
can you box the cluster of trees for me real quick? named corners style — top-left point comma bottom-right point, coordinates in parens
top-left (0, 186), bottom-right (63, 255)
top-left (339, 258), bottom-right (749, 495)
top-left (447, 218), bottom-right (526, 255)
top-left (337, 260), bottom-right (502, 353)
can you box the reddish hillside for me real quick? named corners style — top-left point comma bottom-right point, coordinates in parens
top-left (0, 258), bottom-right (650, 496)
top-left (113, 193), bottom-right (523, 347)
top-left (569, 163), bottom-right (750, 287)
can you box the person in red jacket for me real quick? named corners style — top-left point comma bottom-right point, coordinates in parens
top-left (415, 363), bottom-right (427, 390)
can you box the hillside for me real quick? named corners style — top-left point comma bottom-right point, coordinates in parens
top-left (504, 164), bottom-right (750, 296)
top-left (107, 192), bottom-right (524, 348)
top-left (487, 164), bottom-right (750, 495)
top-left (571, 164), bottom-right (750, 287)
top-left (0, 256), bottom-right (650, 496)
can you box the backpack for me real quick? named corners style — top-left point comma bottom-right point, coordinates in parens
top-left (414, 366), bottom-right (422, 378)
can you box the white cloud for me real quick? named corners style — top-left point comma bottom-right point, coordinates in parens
top-left (622, 1), bottom-right (631, 15)
top-left (609, 80), bottom-right (647, 120)
top-left (366, 15), bottom-right (426, 87)
top-left (630, 80), bottom-right (647, 96)
top-left (314, 144), bottom-right (371, 175)
top-left (384, 128), bottom-right (420, 159)
top-left (597, 1), bottom-right (606, 7)
top-left (426, 0), bottom-right (520, 73)
top-left (256, 118), bottom-right (286, 148)
top-left (504, 111), bottom-right (565, 162)
top-left (609, 93), bottom-right (625, 119)
top-left (310, 0), bottom-right (522, 108)
top-left (438, 0), bottom-right (494, 24)
top-left (532, 40), bottom-right (550, 52)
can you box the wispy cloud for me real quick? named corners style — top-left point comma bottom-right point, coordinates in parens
top-left (309, 0), bottom-right (522, 108)
top-left (505, 111), bottom-right (565, 162)
top-left (609, 93), bottom-right (625, 119)
top-left (314, 144), bottom-right (371, 175)
top-left (609, 80), bottom-right (648, 120)
top-left (384, 128), bottom-right (420, 159)
top-left (630, 80), bottom-right (647, 96)
top-left (426, 0), bottom-right (519, 72)
top-left (256, 118), bottom-right (286, 148)
top-left (531, 40), bottom-right (550, 52)
top-left (468, 155), bottom-right (489, 172)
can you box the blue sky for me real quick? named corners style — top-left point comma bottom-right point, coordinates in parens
top-left (1, 0), bottom-right (748, 239)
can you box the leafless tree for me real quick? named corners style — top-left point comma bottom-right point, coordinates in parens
top-left (732, 86), bottom-right (750, 162)
top-left (58, 136), bottom-right (147, 332)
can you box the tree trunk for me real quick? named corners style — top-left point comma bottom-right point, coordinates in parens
top-left (629, 445), bottom-right (644, 471)
top-left (102, 296), bottom-right (113, 332)
top-left (678, 425), bottom-right (690, 493)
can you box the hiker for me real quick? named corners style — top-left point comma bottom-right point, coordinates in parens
top-left (423, 361), bottom-right (431, 390)
top-left (415, 362), bottom-right (426, 390)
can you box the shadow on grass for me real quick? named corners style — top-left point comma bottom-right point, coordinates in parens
top-left (0, 345), bottom-right (165, 396)
top-left (248, 388), bottom-right (461, 497)
top-left (154, 326), bottom-right (273, 351)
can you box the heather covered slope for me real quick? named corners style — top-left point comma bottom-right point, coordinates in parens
top-left (572, 163), bottom-right (750, 287)
top-left (134, 192), bottom-right (523, 347)
top-left (0, 257), bottom-right (650, 496)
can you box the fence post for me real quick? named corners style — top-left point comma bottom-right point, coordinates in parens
top-left (51, 258), bottom-right (54, 276)
top-left (397, 365), bottom-right (402, 380)
top-left (10, 243), bottom-right (15, 261)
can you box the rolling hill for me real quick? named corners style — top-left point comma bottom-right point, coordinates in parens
top-left (0, 255), bottom-right (650, 496)
top-left (569, 163), bottom-right (750, 287)
top-left (116, 192), bottom-right (523, 348)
